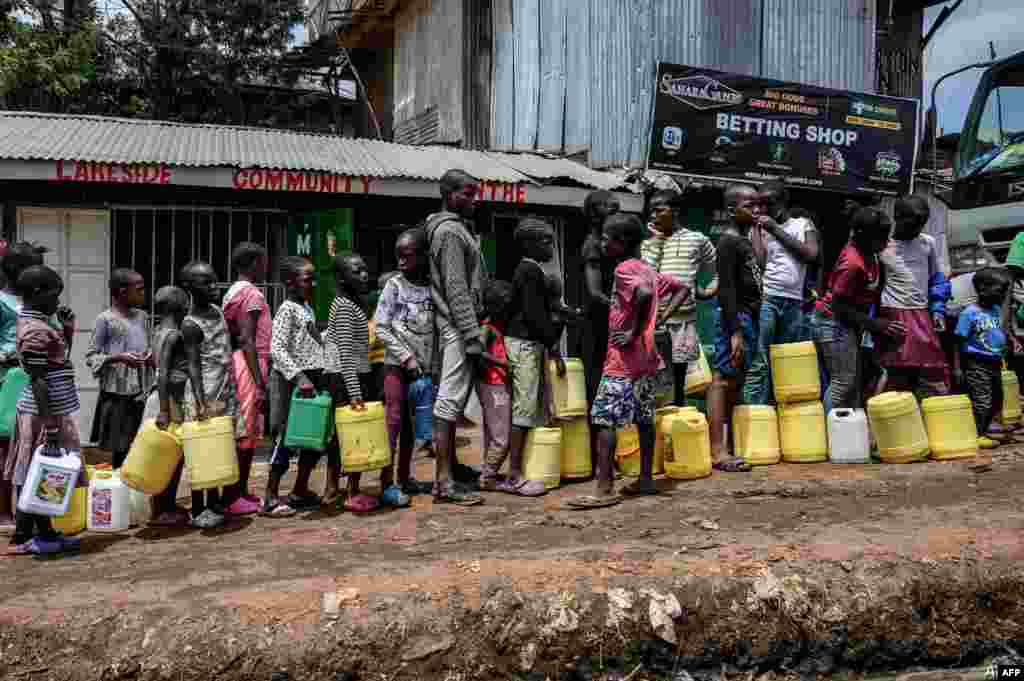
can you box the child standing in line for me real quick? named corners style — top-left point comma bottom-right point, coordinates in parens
top-left (5, 265), bottom-right (84, 555)
top-left (265, 257), bottom-right (338, 517)
top-left (367, 271), bottom-right (398, 404)
top-left (375, 229), bottom-right (435, 500)
top-left (0, 242), bottom-right (45, 531)
top-left (954, 267), bottom-right (1011, 450)
top-left (325, 254), bottom-right (381, 513)
top-left (478, 280), bottom-right (514, 490)
top-left (502, 218), bottom-right (566, 498)
top-left (145, 286), bottom-right (192, 527)
top-left (221, 243), bottom-right (271, 516)
top-left (86, 269), bottom-right (153, 470)
top-left (178, 261), bottom-right (242, 530)
top-left (566, 214), bottom-right (689, 509)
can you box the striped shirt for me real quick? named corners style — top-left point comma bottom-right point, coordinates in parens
top-left (270, 300), bottom-right (324, 381)
top-left (324, 295), bottom-right (371, 402)
top-left (641, 226), bottom-right (717, 319)
top-left (16, 309), bottom-right (80, 416)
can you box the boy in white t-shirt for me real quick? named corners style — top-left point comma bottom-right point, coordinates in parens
top-left (743, 181), bottom-right (820, 406)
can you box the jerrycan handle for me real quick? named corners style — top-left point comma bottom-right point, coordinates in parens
top-left (833, 409), bottom-right (853, 419)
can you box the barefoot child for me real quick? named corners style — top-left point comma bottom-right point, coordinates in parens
top-left (953, 267), bottom-right (1011, 450)
top-left (0, 242), bottom-right (45, 531)
top-left (179, 261), bottom-right (242, 529)
top-left (5, 265), bottom-right (84, 555)
top-left (567, 215), bottom-right (689, 509)
top-left (325, 254), bottom-right (380, 512)
top-left (502, 218), bottom-right (567, 497)
top-left (86, 269), bottom-right (152, 470)
top-left (265, 257), bottom-right (338, 516)
top-left (221, 243), bottom-right (271, 516)
top-left (375, 230), bottom-right (435, 500)
top-left (144, 286), bottom-right (192, 527)
top-left (478, 280), bottom-right (514, 489)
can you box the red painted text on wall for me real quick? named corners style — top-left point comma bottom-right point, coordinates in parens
top-left (53, 160), bottom-right (172, 184)
top-left (233, 168), bottom-right (374, 194)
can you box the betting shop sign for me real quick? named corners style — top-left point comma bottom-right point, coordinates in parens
top-left (648, 63), bottom-right (920, 196)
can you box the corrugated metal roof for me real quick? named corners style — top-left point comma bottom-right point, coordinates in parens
top-left (0, 111), bottom-right (632, 190)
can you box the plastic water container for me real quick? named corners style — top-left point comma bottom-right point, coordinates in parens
top-left (121, 420), bottom-right (183, 495)
top-left (867, 392), bottom-right (930, 463)
top-left (615, 425), bottom-right (641, 476)
top-left (827, 409), bottom-right (870, 463)
top-left (52, 465), bottom-right (92, 535)
top-left (523, 427), bottom-right (562, 489)
top-left (335, 402), bottom-right (390, 473)
top-left (922, 395), bottom-right (978, 460)
top-left (548, 358), bottom-right (587, 418)
top-left (182, 416), bottom-right (239, 490)
top-left (1001, 371), bottom-right (1022, 425)
top-left (663, 411), bottom-right (712, 480)
top-left (87, 469), bottom-right (131, 532)
top-left (0, 368), bottom-right (29, 438)
top-left (685, 345), bottom-right (712, 396)
top-left (654, 406), bottom-right (680, 475)
top-left (17, 446), bottom-right (82, 517)
top-left (778, 401), bottom-right (828, 463)
top-left (770, 341), bottom-right (821, 404)
top-left (284, 390), bottom-right (334, 451)
top-left (733, 405), bottom-right (781, 465)
top-left (559, 417), bottom-right (592, 479)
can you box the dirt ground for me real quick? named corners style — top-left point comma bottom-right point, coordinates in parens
top-left (3, 427), bottom-right (1024, 681)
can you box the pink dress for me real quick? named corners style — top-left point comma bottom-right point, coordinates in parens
top-left (223, 282), bottom-right (272, 450)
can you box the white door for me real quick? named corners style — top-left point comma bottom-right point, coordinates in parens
top-left (18, 207), bottom-right (110, 445)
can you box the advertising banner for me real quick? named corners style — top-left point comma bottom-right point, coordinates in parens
top-left (648, 63), bottom-right (920, 196)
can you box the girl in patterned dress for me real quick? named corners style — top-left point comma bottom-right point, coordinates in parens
top-left (179, 261), bottom-right (242, 530)
top-left (5, 265), bottom-right (85, 555)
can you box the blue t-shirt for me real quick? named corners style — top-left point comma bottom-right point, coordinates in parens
top-left (955, 303), bottom-right (1006, 359)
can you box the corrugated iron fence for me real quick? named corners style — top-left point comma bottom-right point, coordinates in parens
top-left (491, 0), bottom-right (877, 169)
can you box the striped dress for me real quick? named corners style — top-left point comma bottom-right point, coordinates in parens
top-left (4, 309), bottom-right (84, 487)
top-left (324, 295), bottom-right (371, 403)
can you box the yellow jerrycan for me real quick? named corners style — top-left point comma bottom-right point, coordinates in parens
top-left (922, 395), bottom-right (978, 460)
top-left (778, 401), bottom-right (828, 463)
top-left (685, 345), bottom-right (712, 396)
top-left (733, 405), bottom-right (781, 465)
top-left (663, 411), bottom-right (712, 480)
top-left (559, 417), bottom-right (592, 479)
top-left (52, 465), bottom-right (92, 536)
top-left (523, 427), bottom-right (562, 489)
top-left (653, 406), bottom-right (680, 475)
top-left (770, 341), bottom-right (821, 404)
top-left (615, 425), bottom-right (642, 476)
top-left (867, 392), bottom-right (930, 463)
top-left (335, 402), bottom-right (390, 473)
top-left (1001, 370), bottom-right (1022, 426)
top-left (121, 420), bottom-right (183, 495)
top-left (182, 416), bottom-right (239, 490)
top-left (547, 358), bottom-right (587, 419)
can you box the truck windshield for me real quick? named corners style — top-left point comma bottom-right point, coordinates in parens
top-left (959, 62), bottom-right (1024, 178)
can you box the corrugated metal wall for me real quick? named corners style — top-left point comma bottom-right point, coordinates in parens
top-left (490, 0), bottom-right (877, 169)
top-left (393, 0), bottom-right (465, 145)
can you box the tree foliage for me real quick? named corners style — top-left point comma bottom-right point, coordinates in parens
top-left (1, 0), bottom-right (344, 128)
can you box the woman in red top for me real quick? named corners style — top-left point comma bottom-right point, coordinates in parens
top-left (811, 207), bottom-right (906, 412)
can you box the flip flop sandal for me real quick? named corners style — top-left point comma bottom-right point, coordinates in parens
top-left (261, 500), bottom-right (297, 518)
top-left (344, 494), bottom-right (380, 513)
top-left (713, 459), bottom-right (752, 473)
top-left (226, 497), bottom-right (261, 516)
top-left (496, 479), bottom-right (547, 497)
top-left (566, 495), bottom-right (621, 510)
top-left (620, 480), bottom-right (658, 496)
top-left (380, 485), bottom-right (410, 508)
top-left (400, 479), bottom-right (433, 496)
top-left (286, 493), bottom-right (322, 511)
top-left (433, 482), bottom-right (484, 506)
top-left (321, 490), bottom-right (344, 507)
top-left (6, 537), bottom-right (62, 555)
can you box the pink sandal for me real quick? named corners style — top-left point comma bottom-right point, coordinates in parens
top-left (226, 497), bottom-right (261, 516)
top-left (344, 494), bottom-right (380, 513)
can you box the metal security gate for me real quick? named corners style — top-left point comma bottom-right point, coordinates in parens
top-left (110, 205), bottom-right (290, 318)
